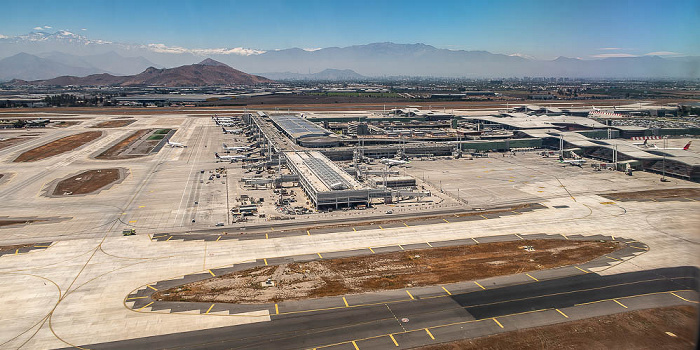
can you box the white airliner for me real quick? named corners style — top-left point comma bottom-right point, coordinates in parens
top-left (558, 155), bottom-right (586, 167)
top-left (380, 158), bottom-right (409, 167)
top-left (167, 140), bottom-right (186, 148)
top-left (653, 141), bottom-right (692, 150)
top-left (222, 143), bottom-right (251, 152)
top-left (215, 152), bottom-right (247, 162)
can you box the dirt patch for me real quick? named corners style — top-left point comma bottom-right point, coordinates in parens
top-left (13, 131), bottom-right (102, 162)
top-left (95, 129), bottom-right (152, 159)
top-left (0, 220), bottom-right (41, 227)
top-left (90, 119), bottom-right (136, 128)
top-left (51, 168), bottom-right (122, 196)
top-left (0, 136), bottom-right (35, 150)
top-left (53, 121), bottom-right (81, 128)
top-left (602, 188), bottom-right (700, 201)
top-left (413, 306), bottom-right (698, 350)
top-left (154, 239), bottom-right (619, 304)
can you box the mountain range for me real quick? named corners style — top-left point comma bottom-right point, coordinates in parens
top-left (258, 69), bottom-right (365, 81)
top-left (0, 31), bottom-right (698, 80)
top-left (10, 58), bottom-right (272, 87)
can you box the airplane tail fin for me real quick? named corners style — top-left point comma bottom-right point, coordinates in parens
top-left (222, 143), bottom-right (227, 148)
top-left (215, 152), bottom-right (220, 158)
top-left (684, 141), bottom-right (692, 150)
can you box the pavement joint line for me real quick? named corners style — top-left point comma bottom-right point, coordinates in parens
top-left (555, 308), bottom-right (569, 318)
top-left (208, 269), bottom-right (215, 277)
top-left (406, 290), bottom-right (415, 300)
top-left (137, 302), bottom-right (154, 311)
top-left (515, 233), bottom-right (523, 240)
top-left (425, 328), bottom-right (435, 340)
top-left (275, 304), bottom-right (279, 315)
top-left (574, 266), bottom-right (590, 274)
top-left (443, 218), bottom-right (449, 223)
top-left (613, 299), bottom-right (628, 308)
top-left (205, 304), bottom-right (215, 314)
top-left (526, 273), bottom-right (539, 281)
top-left (442, 286), bottom-right (452, 295)
top-left (474, 281), bottom-right (486, 290)
top-left (670, 292), bottom-right (699, 304)
top-left (368, 247), bottom-right (375, 253)
top-left (389, 334), bottom-right (399, 346)
top-left (343, 297), bottom-right (349, 307)
top-left (471, 237), bottom-right (479, 244)
top-left (317, 252), bottom-right (323, 259)
top-left (492, 318), bottom-right (504, 328)
top-left (146, 284), bottom-right (158, 291)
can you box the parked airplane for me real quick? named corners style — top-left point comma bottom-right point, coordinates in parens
top-left (215, 152), bottom-right (247, 162)
top-left (380, 158), bottom-right (409, 167)
top-left (652, 141), bottom-right (692, 150)
top-left (632, 139), bottom-right (651, 148)
top-left (558, 156), bottom-right (586, 167)
top-left (222, 126), bottom-right (243, 134)
top-left (223, 143), bottom-right (251, 152)
top-left (167, 140), bottom-right (186, 148)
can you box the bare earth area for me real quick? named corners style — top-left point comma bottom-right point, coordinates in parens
top-left (53, 121), bottom-right (81, 128)
top-left (13, 131), bottom-right (102, 162)
top-left (414, 306), bottom-right (698, 350)
top-left (96, 129), bottom-right (152, 159)
top-left (155, 240), bottom-right (620, 304)
top-left (0, 219), bottom-right (40, 227)
top-left (602, 188), bottom-right (700, 201)
top-left (90, 119), bottom-right (136, 128)
top-left (52, 169), bottom-right (121, 196)
top-left (0, 136), bottom-right (34, 150)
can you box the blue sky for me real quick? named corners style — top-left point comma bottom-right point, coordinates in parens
top-left (2, 0), bottom-right (698, 59)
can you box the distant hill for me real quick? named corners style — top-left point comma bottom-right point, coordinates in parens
top-left (38, 51), bottom-right (160, 76)
top-left (0, 53), bottom-right (102, 81)
top-left (12, 59), bottom-right (273, 87)
top-left (259, 69), bottom-right (366, 81)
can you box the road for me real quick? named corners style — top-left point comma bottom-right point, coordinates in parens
top-left (74, 266), bottom-right (698, 350)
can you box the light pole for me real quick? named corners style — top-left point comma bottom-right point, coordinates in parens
top-left (661, 136), bottom-right (667, 182)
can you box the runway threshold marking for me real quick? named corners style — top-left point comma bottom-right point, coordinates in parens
top-left (343, 297), bottom-right (349, 307)
top-left (492, 318), bottom-right (504, 328)
top-left (351, 341), bottom-right (359, 350)
top-left (443, 218), bottom-right (450, 223)
top-left (389, 334), bottom-right (399, 346)
top-left (137, 302), bottom-right (154, 311)
top-left (208, 269), bottom-right (215, 277)
top-left (474, 281), bottom-right (486, 290)
top-left (275, 304), bottom-right (279, 315)
top-left (406, 290), bottom-right (415, 300)
top-left (670, 292), bottom-right (699, 303)
top-left (317, 252), bottom-right (323, 259)
top-left (368, 247), bottom-right (375, 253)
top-left (613, 299), bottom-right (628, 308)
top-left (526, 273), bottom-right (539, 281)
top-left (441, 286), bottom-right (452, 295)
top-left (555, 308), bottom-right (569, 318)
top-left (205, 304), bottom-right (215, 314)
top-left (425, 328), bottom-right (435, 340)
top-left (574, 266), bottom-right (590, 274)
top-left (514, 233), bottom-right (524, 240)
top-left (146, 285), bottom-right (158, 291)
top-left (471, 237), bottom-right (479, 244)
top-left (263, 258), bottom-right (268, 266)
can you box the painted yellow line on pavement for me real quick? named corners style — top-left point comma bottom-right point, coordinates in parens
top-left (492, 318), bottom-right (504, 328)
top-left (353, 227), bottom-right (357, 232)
top-left (526, 273), bottom-right (539, 281)
top-left (34, 245), bottom-right (51, 248)
top-left (265, 233), bottom-right (269, 239)
top-left (389, 334), bottom-right (399, 346)
top-left (574, 266), bottom-right (590, 274)
top-left (317, 252), bottom-right (323, 259)
top-left (208, 269), bottom-right (215, 277)
top-left (613, 299), bottom-right (628, 308)
top-left (126, 296), bottom-right (149, 300)
top-left (14, 249), bottom-right (18, 255)
top-left (399, 245), bottom-right (404, 251)
top-left (166, 236), bottom-right (172, 241)
top-left (685, 197), bottom-right (696, 201)
top-left (138, 205), bottom-right (146, 208)
top-left (561, 233), bottom-right (569, 240)
top-left (128, 220), bottom-right (137, 223)
top-left (474, 281), bottom-right (486, 290)
top-left (352, 341), bottom-right (359, 350)
top-left (368, 247), bottom-right (375, 253)
top-left (670, 292), bottom-right (699, 303)
top-left (216, 236), bottom-right (221, 242)
top-left (515, 233), bottom-right (523, 240)
top-left (406, 290), bottom-right (415, 300)
top-left (555, 308), bottom-right (569, 318)
top-left (425, 328), bottom-right (435, 340)
top-left (270, 227), bottom-right (275, 231)
top-left (205, 304), bottom-right (215, 314)
top-left (146, 285), bottom-right (158, 291)
top-left (442, 286), bottom-right (452, 295)
top-left (403, 222), bottom-right (409, 227)
top-left (607, 255), bottom-right (621, 261)
top-left (471, 237), bottom-right (479, 244)
top-left (426, 242), bottom-right (433, 247)
top-left (379, 226), bottom-right (384, 230)
top-left (275, 304), bottom-right (279, 315)
top-left (611, 235), bottom-right (615, 241)
top-left (443, 218), bottom-right (450, 223)
top-left (480, 215), bottom-right (488, 219)
top-left (629, 245), bottom-right (648, 250)
top-left (343, 297), bottom-right (349, 307)
top-left (137, 302), bottom-right (154, 311)
top-left (307, 230), bottom-right (311, 236)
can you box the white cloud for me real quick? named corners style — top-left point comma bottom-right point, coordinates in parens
top-left (33, 26), bottom-right (43, 30)
top-left (644, 51), bottom-right (682, 56)
top-left (146, 43), bottom-right (266, 56)
top-left (0, 34), bottom-right (7, 39)
top-left (509, 53), bottom-right (536, 60)
top-left (44, 26), bottom-right (52, 29)
top-left (597, 47), bottom-right (623, 51)
top-left (303, 48), bottom-right (322, 52)
top-left (591, 53), bottom-right (638, 58)
top-left (81, 28), bottom-right (87, 31)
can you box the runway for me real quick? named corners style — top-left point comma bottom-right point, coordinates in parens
top-left (76, 266), bottom-right (699, 350)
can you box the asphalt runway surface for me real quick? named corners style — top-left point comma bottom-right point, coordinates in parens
top-left (73, 266), bottom-right (699, 350)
